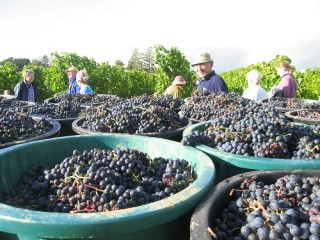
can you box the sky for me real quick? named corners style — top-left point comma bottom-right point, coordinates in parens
top-left (1, 0), bottom-right (320, 72)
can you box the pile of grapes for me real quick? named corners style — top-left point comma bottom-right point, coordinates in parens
top-left (80, 103), bottom-right (189, 134)
top-left (181, 90), bottom-right (320, 159)
top-left (180, 90), bottom-right (255, 122)
top-left (265, 98), bottom-right (320, 110)
top-left (209, 174), bottom-right (320, 239)
top-left (49, 93), bottom-right (185, 111)
top-left (296, 110), bottom-right (320, 120)
top-left (128, 94), bottom-right (185, 110)
top-left (28, 102), bottom-right (84, 119)
top-left (0, 99), bottom-right (31, 110)
top-left (2, 147), bottom-right (194, 213)
top-left (0, 108), bottom-right (54, 146)
top-left (49, 93), bottom-right (123, 107)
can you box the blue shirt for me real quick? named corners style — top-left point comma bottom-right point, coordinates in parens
top-left (197, 71), bottom-right (228, 93)
top-left (68, 76), bottom-right (81, 94)
top-left (80, 85), bottom-right (93, 94)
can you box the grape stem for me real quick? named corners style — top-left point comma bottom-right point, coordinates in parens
top-left (207, 227), bottom-right (217, 239)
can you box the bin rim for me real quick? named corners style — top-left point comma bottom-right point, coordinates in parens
top-left (0, 134), bottom-right (215, 237)
top-left (183, 120), bottom-right (320, 170)
top-left (72, 117), bottom-right (193, 138)
top-left (0, 114), bottom-right (61, 149)
top-left (284, 108), bottom-right (320, 125)
top-left (261, 97), bottom-right (320, 113)
top-left (190, 169), bottom-right (320, 240)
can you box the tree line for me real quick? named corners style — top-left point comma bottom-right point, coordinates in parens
top-left (0, 45), bottom-right (319, 101)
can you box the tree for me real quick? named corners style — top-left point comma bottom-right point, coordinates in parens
top-left (0, 61), bottom-right (21, 93)
top-left (154, 45), bottom-right (196, 98)
top-left (126, 48), bottom-right (143, 71)
top-left (0, 57), bottom-right (31, 71)
top-left (114, 59), bottom-right (125, 68)
top-left (142, 47), bottom-right (155, 72)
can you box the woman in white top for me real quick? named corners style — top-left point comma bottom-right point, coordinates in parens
top-left (242, 69), bottom-right (268, 102)
top-left (76, 70), bottom-right (93, 94)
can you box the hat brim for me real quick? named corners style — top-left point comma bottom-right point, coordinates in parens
top-left (64, 69), bottom-right (78, 73)
top-left (191, 60), bottom-right (213, 67)
top-left (173, 80), bottom-right (186, 85)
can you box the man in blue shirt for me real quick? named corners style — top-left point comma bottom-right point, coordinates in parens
top-left (191, 52), bottom-right (228, 93)
top-left (65, 66), bottom-right (81, 94)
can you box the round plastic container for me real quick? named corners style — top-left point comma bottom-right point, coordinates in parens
top-left (262, 97), bottom-right (320, 113)
top-left (285, 109), bottom-right (320, 125)
top-left (72, 117), bottom-right (193, 141)
top-left (190, 169), bottom-right (320, 240)
top-left (183, 121), bottom-right (320, 183)
top-left (0, 115), bottom-right (61, 149)
top-left (0, 94), bottom-right (16, 102)
top-left (0, 134), bottom-right (215, 240)
top-left (55, 117), bottom-right (79, 136)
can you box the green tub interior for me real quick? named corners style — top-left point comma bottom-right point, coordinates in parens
top-left (183, 121), bottom-right (320, 183)
top-left (0, 134), bottom-right (215, 240)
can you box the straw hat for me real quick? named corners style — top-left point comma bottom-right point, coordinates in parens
top-left (191, 52), bottom-right (213, 66)
top-left (64, 66), bottom-right (78, 73)
top-left (173, 76), bottom-right (186, 86)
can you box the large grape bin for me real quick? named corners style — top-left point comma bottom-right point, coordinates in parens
top-left (190, 170), bottom-right (320, 240)
top-left (0, 134), bottom-right (215, 240)
top-left (182, 121), bottom-right (320, 183)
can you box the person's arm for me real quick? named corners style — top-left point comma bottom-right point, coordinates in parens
top-left (14, 83), bottom-right (21, 96)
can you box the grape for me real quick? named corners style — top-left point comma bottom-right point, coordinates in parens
top-left (0, 107), bottom-right (54, 145)
top-left (181, 91), bottom-right (320, 160)
top-left (209, 174), bottom-right (320, 239)
top-left (2, 148), bottom-right (194, 213)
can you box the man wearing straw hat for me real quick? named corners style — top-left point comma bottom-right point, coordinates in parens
top-left (65, 66), bottom-right (81, 94)
top-left (164, 75), bottom-right (186, 99)
top-left (191, 52), bottom-right (228, 93)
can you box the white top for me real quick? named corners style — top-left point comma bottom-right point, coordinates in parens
top-left (242, 85), bottom-right (268, 102)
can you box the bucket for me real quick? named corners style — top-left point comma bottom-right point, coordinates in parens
top-left (182, 121), bottom-right (320, 183)
top-left (190, 169), bottom-right (320, 240)
top-left (0, 134), bottom-right (215, 240)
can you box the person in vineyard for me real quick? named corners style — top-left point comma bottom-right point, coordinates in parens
top-left (163, 75), bottom-right (186, 99)
top-left (14, 69), bottom-right (40, 102)
top-left (272, 61), bottom-right (298, 98)
top-left (191, 52), bottom-right (228, 93)
top-left (76, 69), bottom-right (93, 94)
top-left (242, 69), bottom-right (268, 102)
top-left (65, 66), bottom-right (81, 94)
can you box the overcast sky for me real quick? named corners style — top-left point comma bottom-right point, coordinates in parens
top-left (1, 0), bottom-right (320, 72)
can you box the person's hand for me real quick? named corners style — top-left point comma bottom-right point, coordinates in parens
top-left (268, 86), bottom-right (280, 98)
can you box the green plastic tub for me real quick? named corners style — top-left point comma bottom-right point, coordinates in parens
top-left (183, 121), bottom-right (320, 183)
top-left (0, 134), bottom-right (215, 240)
